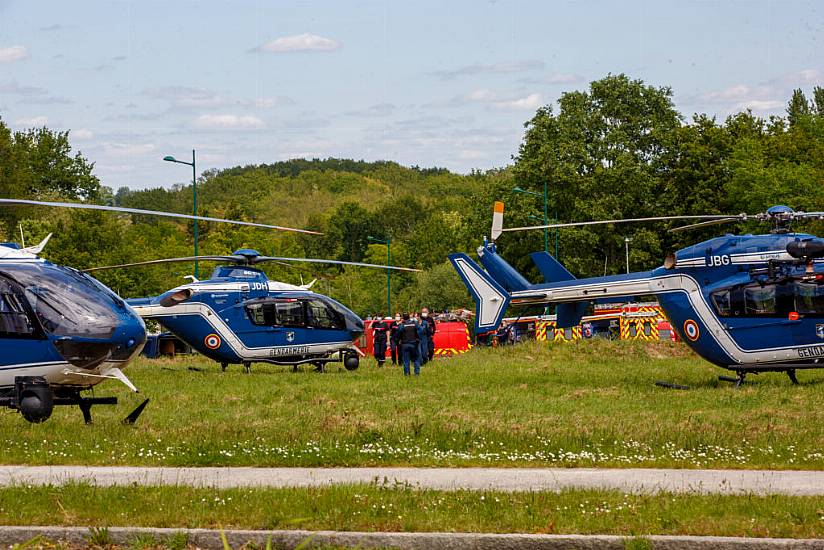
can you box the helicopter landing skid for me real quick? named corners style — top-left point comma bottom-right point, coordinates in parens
top-left (654, 381), bottom-right (690, 390)
top-left (787, 369), bottom-right (799, 385)
top-left (718, 371), bottom-right (748, 388)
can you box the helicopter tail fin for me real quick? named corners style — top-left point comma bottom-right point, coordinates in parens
top-left (530, 251), bottom-right (575, 283)
top-left (491, 201), bottom-right (504, 241)
top-left (22, 233), bottom-right (52, 256)
top-left (449, 253), bottom-right (510, 333)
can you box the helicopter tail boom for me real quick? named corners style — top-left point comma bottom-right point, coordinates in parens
top-left (449, 253), bottom-right (511, 332)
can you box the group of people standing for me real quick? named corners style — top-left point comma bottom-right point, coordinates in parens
top-left (371, 308), bottom-right (436, 376)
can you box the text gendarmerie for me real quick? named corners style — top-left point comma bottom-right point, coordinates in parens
top-left (797, 346), bottom-right (824, 358)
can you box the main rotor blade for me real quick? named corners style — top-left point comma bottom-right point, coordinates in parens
top-left (795, 212), bottom-right (824, 220)
top-left (0, 199), bottom-right (323, 235)
top-left (668, 217), bottom-right (743, 233)
top-left (253, 256), bottom-right (421, 272)
top-left (84, 256), bottom-right (240, 273)
top-left (503, 214), bottom-right (744, 233)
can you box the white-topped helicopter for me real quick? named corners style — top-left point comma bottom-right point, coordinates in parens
top-left (451, 202), bottom-right (824, 385)
top-left (0, 198), bottom-right (324, 423)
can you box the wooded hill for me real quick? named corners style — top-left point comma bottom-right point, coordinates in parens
top-left (2, 74), bottom-right (823, 316)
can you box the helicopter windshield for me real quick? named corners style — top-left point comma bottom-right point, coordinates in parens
top-left (0, 263), bottom-right (126, 339)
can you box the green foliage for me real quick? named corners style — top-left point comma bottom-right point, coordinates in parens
top-left (3, 74), bottom-right (824, 314)
top-left (86, 526), bottom-right (112, 548)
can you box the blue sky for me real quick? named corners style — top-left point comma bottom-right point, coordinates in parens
top-left (0, 0), bottom-right (822, 190)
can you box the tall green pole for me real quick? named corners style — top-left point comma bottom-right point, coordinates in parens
top-left (192, 149), bottom-right (198, 278)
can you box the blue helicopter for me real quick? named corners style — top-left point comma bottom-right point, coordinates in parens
top-left (451, 202), bottom-right (824, 385)
top-left (85, 250), bottom-right (419, 373)
top-left (0, 198), bottom-right (321, 422)
top-left (0, 234), bottom-right (147, 423)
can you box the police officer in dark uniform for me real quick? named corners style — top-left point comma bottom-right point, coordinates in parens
top-left (398, 312), bottom-right (422, 376)
top-left (372, 316), bottom-right (389, 367)
top-left (420, 307), bottom-right (437, 363)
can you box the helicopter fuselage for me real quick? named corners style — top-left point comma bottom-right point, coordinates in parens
top-left (128, 265), bottom-right (365, 368)
top-left (0, 248), bottom-right (146, 422)
top-left (452, 231), bottom-right (824, 375)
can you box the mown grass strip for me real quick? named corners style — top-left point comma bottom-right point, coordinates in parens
top-left (1, 483), bottom-right (823, 538)
top-left (1, 340), bottom-right (822, 469)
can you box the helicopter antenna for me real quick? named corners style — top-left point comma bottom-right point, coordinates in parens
top-left (0, 199), bottom-right (323, 235)
top-left (21, 233), bottom-right (53, 256)
top-left (18, 224), bottom-right (25, 248)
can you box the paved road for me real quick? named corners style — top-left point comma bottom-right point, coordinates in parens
top-left (1, 466), bottom-right (823, 495)
top-left (2, 526), bottom-right (822, 550)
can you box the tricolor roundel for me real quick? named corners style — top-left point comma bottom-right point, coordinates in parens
top-left (204, 333), bottom-right (221, 350)
top-left (683, 319), bottom-right (700, 341)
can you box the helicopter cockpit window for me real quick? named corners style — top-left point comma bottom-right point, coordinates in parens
top-left (276, 300), bottom-right (304, 327)
top-left (712, 280), bottom-right (824, 317)
top-left (0, 282), bottom-right (34, 337)
top-left (744, 285), bottom-right (776, 315)
top-left (306, 299), bottom-right (343, 329)
top-left (794, 281), bottom-right (824, 314)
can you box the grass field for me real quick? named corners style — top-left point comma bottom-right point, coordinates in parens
top-left (1, 483), bottom-right (823, 538)
top-left (1, 339), bottom-right (823, 469)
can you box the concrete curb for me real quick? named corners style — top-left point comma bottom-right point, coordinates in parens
top-left (2, 466), bottom-right (824, 495)
top-left (0, 526), bottom-right (822, 549)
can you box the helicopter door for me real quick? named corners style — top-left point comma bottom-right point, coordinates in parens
top-left (0, 281), bottom-right (38, 338)
top-left (245, 298), bottom-right (307, 347)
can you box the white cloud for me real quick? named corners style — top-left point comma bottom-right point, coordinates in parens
top-left (458, 149), bottom-right (484, 160)
top-left (739, 99), bottom-right (784, 112)
top-left (194, 114), bottom-right (265, 129)
top-left (144, 86), bottom-right (225, 109)
top-left (0, 81), bottom-right (47, 95)
top-left (467, 89), bottom-right (497, 102)
top-left (691, 68), bottom-right (823, 116)
top-left (72, 128), bottom-right (94, 140)
top-left (542, 73), bottom-right (583, 85)
top-left (465, 89), bottom-right (543, 110)
top-left (14, 116), bottom-right (48, 126)
top-left (254, 33), bottom-right (340, 53)
top-left (0, 46), bottom-right (29, 63)
top-left (431, 60), bottom-right (545, 80)
top-left (702, 84), bottom-right (752, 103)
top-left (496, 93), bottom-right (543, 110)
top-left (103, 143), bottom-right (156, 157)
top-left (243, 96), bottom-right (294, 108)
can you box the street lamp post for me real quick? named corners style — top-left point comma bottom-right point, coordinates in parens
top-left (512, 182), bottom-right (557, 257)
top-left (163, 150), bottom-right (198, 278)
top-left (624, 237), bottom-right (633, 274)
top-left (368, 236), bottom-right (391, 316)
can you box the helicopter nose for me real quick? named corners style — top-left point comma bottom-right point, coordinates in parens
top-left (111, 310), bottom-right (147, 361)
top-left (54, 309), bottom-right (146, 369)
